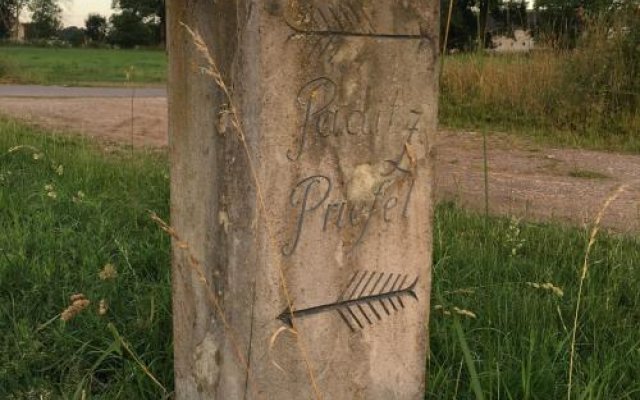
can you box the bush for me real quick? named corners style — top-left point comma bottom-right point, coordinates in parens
top-left (59, 26), bottom-right (86, 47)
top-left (562, 7), bottom-right (640, 132)
top-left (440, 6), bottom-right (640, 151)
top-left (0, 58), bottom-right (16, 81)
top-left (21, 38), bottom-right (70, 48)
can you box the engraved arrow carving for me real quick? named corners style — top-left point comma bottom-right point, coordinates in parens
top-left (277, 271), bottom-right (418, 332)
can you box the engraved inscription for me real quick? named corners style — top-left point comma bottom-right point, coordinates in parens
top-left (276, 0), bottom-right (432, 340)
top-left (281, 174), bottom-right (415, 256)
top-left (287, 77), bottom-right (423, 161)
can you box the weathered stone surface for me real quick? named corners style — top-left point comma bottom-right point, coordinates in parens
top-left (167, 1), bottom-right (438, 398)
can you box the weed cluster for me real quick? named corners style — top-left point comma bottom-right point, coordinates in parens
top-left (0, 57), bottom-right (15, 82)
top-left (430, 202), bottom-right (640, 399)
top-left (0, 119), bottom-right (171, 398)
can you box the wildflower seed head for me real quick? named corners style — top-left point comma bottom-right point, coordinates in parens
top-left (506, 216), bottom-right (526, 256)
top-left (99, 263), bottom-right (118, 280)
top-left (72, 190), bottom-right (86, 203)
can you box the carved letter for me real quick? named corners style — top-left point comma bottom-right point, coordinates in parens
top-left (352, 183), bottom-right (386, 248)
top-left (402, 178), bottom-right (416, 218)
top-left (288, 78), bottom-right (337, 161)
top-left (282, 175), bottom-right (332, 255)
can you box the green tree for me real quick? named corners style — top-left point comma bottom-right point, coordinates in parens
top-left (479, 0), bottom-right (529, 48)
top-left (108, 9), bottom-right (152, 48)
top-left (0, 3), bottom-right (15, 38)
top-left (478, 0), bottom-right (492, 47)
top-left (490, 1), bottom-right (529, 35)
top-left (533, 0), bottom-right (629, 48)
top-left (441, 0), bottom-right (479, 51)
top-left (60, 26), bottom-right (85, 47)
top-left (0, 0), bottom-right (29, 39)
top-left (28, 0), bottom-right (61, 39)
top-left (85, 13), bottom-right (107, 42)
top-left (441, 0), bottom-right (524, 51)
top-left (111, 0), bottom-right (165, 45)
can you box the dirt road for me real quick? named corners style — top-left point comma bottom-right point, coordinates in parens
top-left (0, 95), bottom-right (167, 147)
top-left (436, 130), bottom-right (639, 233)
top-left (1, 94), bottom-right (638, 233)
top-left (0, 84), bottom-right (166, 98)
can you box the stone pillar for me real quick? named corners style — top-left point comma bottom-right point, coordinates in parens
top-left (167, 1), bottom-right (438, 399)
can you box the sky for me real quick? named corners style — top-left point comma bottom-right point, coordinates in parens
top-left (60, 0), bottom-right (114, 27)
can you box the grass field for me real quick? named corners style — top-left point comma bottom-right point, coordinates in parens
top-left (0, 47), bottom-right (166, 86)
top-left (430, 205), bottom-right (640, 399)
top-left (1, 119), bottom-right (639, 398)
top-left (0, 119), bottom-right (171, 398)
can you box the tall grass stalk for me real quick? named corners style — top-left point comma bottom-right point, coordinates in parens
top-left (149, 213), bottom-right (261, 399)
top-left (125, 66), bottom-right (136, 154)
top-left (567, 185), bottom-right (627, 399)
top-left (482, 129), bottom-right (489, 226)
top-left (442, 0), bottom-right (455, 57)
top-left (180, 23), bottom-right (322, 398)
top-left (453, 315), bottom-right (485, 400)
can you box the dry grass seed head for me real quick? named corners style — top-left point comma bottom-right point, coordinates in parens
top-left (98, 299), bottom-right (109, 316)
top-left (526, 281), bottom-right (564, 297)
top-left (61, 294), bottom-right (90, 322)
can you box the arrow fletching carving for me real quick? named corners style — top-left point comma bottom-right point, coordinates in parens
top-left (277, 271), bottom-right (418, 331)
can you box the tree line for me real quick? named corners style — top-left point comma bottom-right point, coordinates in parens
top-left (0, 0), bottom-right (165, 48)
top-left (1, 1), bottom-right (637, 50)
top-left (442, 0), bottom-right (639, 51)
